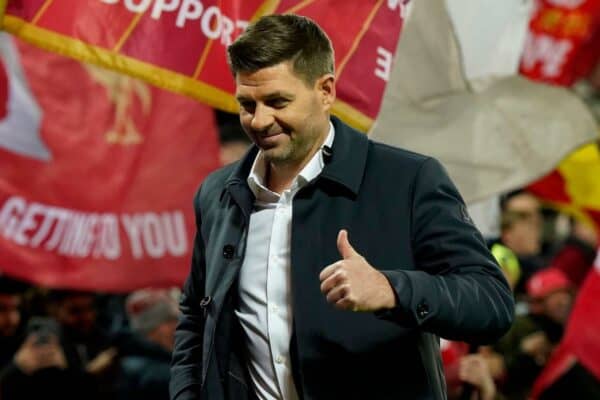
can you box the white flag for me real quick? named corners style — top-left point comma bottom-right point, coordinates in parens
top-left (370, 0), bottom-right (598, 203)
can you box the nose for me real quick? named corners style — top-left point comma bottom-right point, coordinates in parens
top-left (250, 103), bottom-right (274, 132)
top-left (9, 310), bottom-right (20, 328)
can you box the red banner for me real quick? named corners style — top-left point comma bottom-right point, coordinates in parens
top-left (531, 249), bottom-right (600, 398)
top-left (521, 0), bottom-right (600, 233)
top-left (1, 0), bottom-right (408, 132)
top-left (520, 4), bottom-right (600, 393)
top-left (0, 35), bottom-right (221, 292)
top-left (520, 0), bottom-right (600, 86)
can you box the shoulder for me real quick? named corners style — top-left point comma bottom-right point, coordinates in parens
top-left (366, 138), bottom-right (446, 180)
top-left (368, 139), bottom-right (430, 165)
top-left (193, 162), bottom-right (239, 209)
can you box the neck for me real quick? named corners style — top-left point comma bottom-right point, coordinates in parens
top-left (266, 161), bottom-right (304, 194)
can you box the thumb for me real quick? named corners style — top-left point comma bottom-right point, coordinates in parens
top-left (337, 229), bottom-right (359, 259)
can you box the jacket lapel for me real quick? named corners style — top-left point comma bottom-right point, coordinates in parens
top-left (319, 116), bottom-right (369, 196)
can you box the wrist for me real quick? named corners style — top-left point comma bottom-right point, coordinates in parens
top-left (378, 271), bottom-right (397, 309)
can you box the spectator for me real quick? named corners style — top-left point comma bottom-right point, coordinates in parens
top-left (0, 283), bottom-right (92, 400)
top-left (216, 110), bottom-right (252, 165)
top-left (497, 190), bottom-right (545, 293)
top-left (550, 219), bottom-right (598, 287)
top-left (45, 290), bottom-right (119, 397)
top-left (494, 268), bottom-right (575, 399)
top-left (117, 288), bottom-right (179, 400)
top-left (0, 276), bottom-right (26, 365)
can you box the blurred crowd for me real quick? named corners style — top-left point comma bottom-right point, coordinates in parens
top-left (1, 114), bottom-right (599, 400)
top-left (444, 190), bottom-right (600, 400)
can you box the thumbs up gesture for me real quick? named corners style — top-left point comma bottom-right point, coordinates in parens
top-left (319, 230), bottom-right (396, 312)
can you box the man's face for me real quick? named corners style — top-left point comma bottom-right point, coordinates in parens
top-left (503, 194), bottom-right (543, 256)
top-left (55, 295), bottom-right (97, 336)
top-left (0, 294), bottom-right (21, 337)
top-left (235, 62), bottom-right (334, 167)
top-left (542, 289), bottom-right (573, 325)
top-left (148, 319), bottom-right (178, 352)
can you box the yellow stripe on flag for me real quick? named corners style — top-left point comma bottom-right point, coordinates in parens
top-left (113, 12), bottom-right (145, 52)
top-left (559, 142), bottom-right (600, 210)
top-left (284, 0), bottom-right (318, 15)
top-left (251, 0), bottom-right (282, 22)
top-left (2, 14), bottom-right (376, 133)
top-left (336, 0), bottom-right (384, 80)
top-left (0, 0), bottom-right (7, 26)
top-left (193, 40), bottom-right (215, 80)
top-left (332, 99), bottom-right (373, 133)
top-left (3, 15), bottom-right (239, 112)
top-left (31, 0), bottom-right (54, 25)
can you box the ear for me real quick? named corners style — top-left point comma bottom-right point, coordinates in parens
top-left (316, 74), bottom-right (336, 110)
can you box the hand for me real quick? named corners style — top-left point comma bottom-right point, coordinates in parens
top-left (14, 334), bottom-right (68, 374)
top-left (86, 347), bottom-right (118, 375)
top-left (319, 230), bottom-right (396, 312)
top-left (477, 346), bottom-right (506, 379)
top-left (520, 331), bottom-right (552, 365)
top-left (458, 354), bottom-right (497, 400)
top-left (573, 220), bottom-right (598, 247)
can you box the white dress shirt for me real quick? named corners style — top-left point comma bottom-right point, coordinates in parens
top-left (235, 123), bottom-right (335, 400)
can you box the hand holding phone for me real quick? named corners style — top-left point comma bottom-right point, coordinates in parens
top-left (14, 317), bottom-right (67, 374)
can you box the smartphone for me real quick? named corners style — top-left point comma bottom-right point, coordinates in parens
top-left (25, 317), bottom-right (61, 345)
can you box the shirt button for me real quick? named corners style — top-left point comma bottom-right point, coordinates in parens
top-left (222, 245), bottom-right (235, 259)
top-left (270, 304), bottom-right (278, 313)
top-left (275, 355), bottom-right (285, 364)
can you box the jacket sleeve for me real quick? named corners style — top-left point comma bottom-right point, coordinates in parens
top-left (170, 189), bottom-right (206, 400)
top-left (378, 158), bottom-right (514, 344)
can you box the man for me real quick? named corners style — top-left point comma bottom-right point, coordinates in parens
top-left (496, 190), bottom-right (546, 294)
top-left (0, 276), bottom-right (27, 365)
top-left (171, 14), bottom-right (514, 400)
top-left (494, 268), bottom-right (574, 399)
top-left (498, 190), bottom-right (598, 294)
top-left (118, 289), bottom-right (180, 400)
top-left (217, 111), bottom-right (253, 165)
top-left (499, 191), bottom-right (544, 261)
top-left (0, 281), bottom-right (92, 400)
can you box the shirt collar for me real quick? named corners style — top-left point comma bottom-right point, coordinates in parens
top-left (247, 122), bottom-right (335, 198)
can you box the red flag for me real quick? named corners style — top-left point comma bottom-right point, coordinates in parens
top-left (520, 0), bottom-right (600, 86)
top-left (0, 35), bottom-right (221, 292)
top-left (515, 3), bottom-right (600, 394)
top-left (531, 249), bottom-right (600, 398)
top-left (1, 0), bottom-right (409, 132)
top-left (528, 143), bottom-right (600, 233)
top-left (521, 0), bottom-right (600, 233)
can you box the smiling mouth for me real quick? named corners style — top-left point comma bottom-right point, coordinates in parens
top-left (260, 132), bottom-right (284, 138)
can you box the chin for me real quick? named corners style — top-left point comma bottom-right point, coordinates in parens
top-left (263, 147), bottom-right (293, 163)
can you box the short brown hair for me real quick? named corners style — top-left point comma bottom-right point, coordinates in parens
top-left (227, 14), bottom-right (334, 84)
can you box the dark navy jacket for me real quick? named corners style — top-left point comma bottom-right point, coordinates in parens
top-left (170, 117), bottom-right (514, 400)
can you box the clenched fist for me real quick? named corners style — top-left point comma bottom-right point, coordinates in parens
top-left (319, 229), bottom-right (396, 312)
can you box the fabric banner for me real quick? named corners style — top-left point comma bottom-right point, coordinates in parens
top-left (529, 143), bottom-right (600, 231)
top-left (0, 34), bottom-right (221, 292)
top-left (521, 0), bottom-right (600, 232)
top-left (0, 0), bottom-right (409, 132)
top-left (369, 0), bottom-right (597, 204)
top-left (530, 249), bottom-right (600, 398)
top-left (520, 0), bottom-right (600, 86)
top-left (523, 4), bottom-right (600, 395)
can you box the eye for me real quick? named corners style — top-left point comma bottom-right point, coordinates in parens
top-left (267, 98), bottom-right (289, 109)
top-left (239, 100), bottom-right (255, 113)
